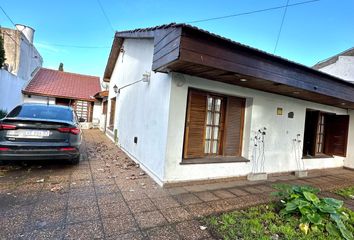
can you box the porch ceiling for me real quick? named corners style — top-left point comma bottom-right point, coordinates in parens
top-left (163, 60), bottom-right (354, 109)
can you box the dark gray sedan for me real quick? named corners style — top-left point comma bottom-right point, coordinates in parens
top-left (0, 103), bottom-right (82, 164)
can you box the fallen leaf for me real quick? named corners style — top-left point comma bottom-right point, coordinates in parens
top-left (50, 185), bottom-right (63, 192)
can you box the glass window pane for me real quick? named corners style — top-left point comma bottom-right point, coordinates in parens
top-left (206, 112), bottom-right (212, 124)
top-left (204, 140), bottom-right (210, 154)
top-left (205, 126), bottom-right (211, 139)
top-left (212, 140), bottom-right (218, 153)
top-left (215, 99), bottom-right (221, 111)
top-left (214, 113), bottom-right (220, 126)
top-left (213, 127), bottom-right (219, 140)
top-left (207, 97), bottom-right (213, 110)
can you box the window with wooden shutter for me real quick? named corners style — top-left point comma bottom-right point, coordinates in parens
top-left (183, 89), bottom-right (245, 160)
top-left (223, 96), bottom-right (245, 156)
top-left (303, 110), bottom-right (349, 158)
top-left (108, 97), bottom-right (116, 130)
top-left (324, 115), bottom-right (349, 157)
top-left (183, 90), bottom-right (207, 158)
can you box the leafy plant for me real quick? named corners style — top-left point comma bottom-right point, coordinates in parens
top-left (0, 33), bottom-right (5, 67)
top-left (335, 186), bottom-right (354, 200)
top-left (0, 109), bottom-right (7, 119)
top-left (272, 184), bottom-right (354, 240)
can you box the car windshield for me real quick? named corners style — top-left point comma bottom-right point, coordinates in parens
top-left (7, 105), bottom-right (73, 122)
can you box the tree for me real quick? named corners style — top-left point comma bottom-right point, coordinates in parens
top-left (0, 33), bottom-right (5, 68)
top-left (58, 62), bottom-right (64, 71)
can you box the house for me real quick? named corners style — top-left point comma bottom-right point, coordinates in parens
top-left (102, 23), bottom-right (354, 186)
top-left (0, 24), bottom-right (43, 112)
top-left (22, 68), bottom-right (101, 128)
top-left (313, 47), bottom-right (354, 83)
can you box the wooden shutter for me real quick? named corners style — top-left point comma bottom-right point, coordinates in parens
top-left (183, 90), bottom-right (207, 159)
top-left (109, 98), bottom-right (116, 128)
top-left (223, 96), bottom-right (245, 156)
top-left (325, 115), bottom-right (349, 157)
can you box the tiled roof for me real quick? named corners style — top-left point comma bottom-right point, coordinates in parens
top-left (23, 68), bottom-right (101, 101)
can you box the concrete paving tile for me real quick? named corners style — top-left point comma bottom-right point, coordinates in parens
top-left (185, 203), bottom-right (216, 218)
top-left (68, 194), bottom-right (96, 208)
top-left (160, 207), bottom-right (192, 223)
top-left (146, 225), bottom-right (181, 240)
top-left (106, 231), bottom-right (145, 240)
top-left (194, 191), bottom-right (220, 202)
top-left (102, 214), bottom-right (138, 237)
top-left (95, 184), bottom-right (120, 195)
top-left (175, 220), bottom-right (211, 240)
top-left (97, 192), bottom-right (124, 205)
top-left (0, 214), bottom-right (28, 238)
top-left (227, 187), bottom-right (249, 196)
top-left (67, 205), bottom-right (100, 224)
top-left (212, 189), bottom-right (235, 199)
top-left (127, 198), bottom-right (157, 213)
top-left (99, 201), bottom-right (131, 218)
top-left (30, 209), bottom-right (66, 230)
top-left (166, 187), bottom-right (189, 195)
top-left (134, 210), bottom-right (168, 229)
top-left (173, 193), bottom-right (202, 205)
top-left (64, 220), bottom-right (104, 239)
top-left (121, 190), bottom-right (149, 201)
top-left (207, 199), bottom-right (234, 213)
top-left (150, 196), bottom-right (181, 209)
top-left (21, 226), bottom-right (64, 240)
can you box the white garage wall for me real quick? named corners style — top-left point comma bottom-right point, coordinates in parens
top-left (23, 95), bottom-right (55, 104)
top-left (164, 73), bottom-right (350, 183)
top-left (0, 70), bottom-right (27, 112)
top-left (107, 38), bottom-right (172, 184)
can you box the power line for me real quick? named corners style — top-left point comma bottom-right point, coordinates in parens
top-left (96, 0), bottom-right (115, 32)
top-left (186, 0), bottom-right (319, 24)
top-left (0, 5), bottom-right (16, 27)
top-left (273, 0), bottom-right (290, 54)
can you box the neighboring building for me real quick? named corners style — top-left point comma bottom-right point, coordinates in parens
top-left (102, 23), bottom-right (354, 186)
top-left (22, 68), bottom-right (101, 128)
top-left (93, 90), bottom-right (109, 131)
top-left (313, 47), bottom-right (354, 83)
top-left (0, 24), bottom-right (43, 112)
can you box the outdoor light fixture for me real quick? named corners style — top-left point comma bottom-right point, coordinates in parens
top-left (240, 78), bottom-right (248, 82)
top-left (113, 84), bottom-right (118, 94)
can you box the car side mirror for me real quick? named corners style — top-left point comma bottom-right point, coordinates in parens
top-left (79, 118), bottom-right (85, 123)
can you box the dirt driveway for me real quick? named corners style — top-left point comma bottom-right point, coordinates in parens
top-left (1, 129), bottom-right (354, 240)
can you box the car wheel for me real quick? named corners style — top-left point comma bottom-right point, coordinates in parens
top-left (69, 155), bottom-right (80, 165)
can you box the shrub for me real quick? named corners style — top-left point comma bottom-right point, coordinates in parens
top-left (272, 184), bottom-right (354, 240)
top-left (0, 109), bottom-right (7, 119)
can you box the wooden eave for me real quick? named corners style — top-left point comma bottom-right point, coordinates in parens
top-left (103, 23), bottom-right (354, 109)
top-left (152, 25), bottom-right (354, 109)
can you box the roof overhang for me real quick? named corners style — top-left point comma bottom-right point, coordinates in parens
top-left (22, 91), bottom-right (96, 102)
top-left (103, 23), bottom-right (354, 109)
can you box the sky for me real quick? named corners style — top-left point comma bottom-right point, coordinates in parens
top-left (1, 0), bottom-right (353, 79)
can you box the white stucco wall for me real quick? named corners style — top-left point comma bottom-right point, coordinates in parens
top-left (92, 101), bottom-right (102, 128)
top-left (0, 70), bottom-right (27, 112)
top-left (318, 56), bottom-right (354, 82)
top-left (107, 38), bottom-right (172, 184)
top-left (163, 73), bottom-right (350, 183)
top-left (23, 95), bottom-right (55, 104)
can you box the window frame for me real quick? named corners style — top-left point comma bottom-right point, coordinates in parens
top-left (182, 88), bottom-right (247, 163)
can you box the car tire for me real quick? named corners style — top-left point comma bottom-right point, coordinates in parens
top-left (69, 155), bottom-right (80, 165)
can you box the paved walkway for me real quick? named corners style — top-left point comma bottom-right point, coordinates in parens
top-left (1, 129), bottom-right (354, 239)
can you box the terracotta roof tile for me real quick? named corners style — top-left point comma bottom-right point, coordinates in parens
top-left (23, 68), bottom-right (101, 101)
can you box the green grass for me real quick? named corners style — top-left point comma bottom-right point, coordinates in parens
top-left (335, 186), bottom-right (354, 200)
top-left (204, 203), bottom-right (354, 240)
